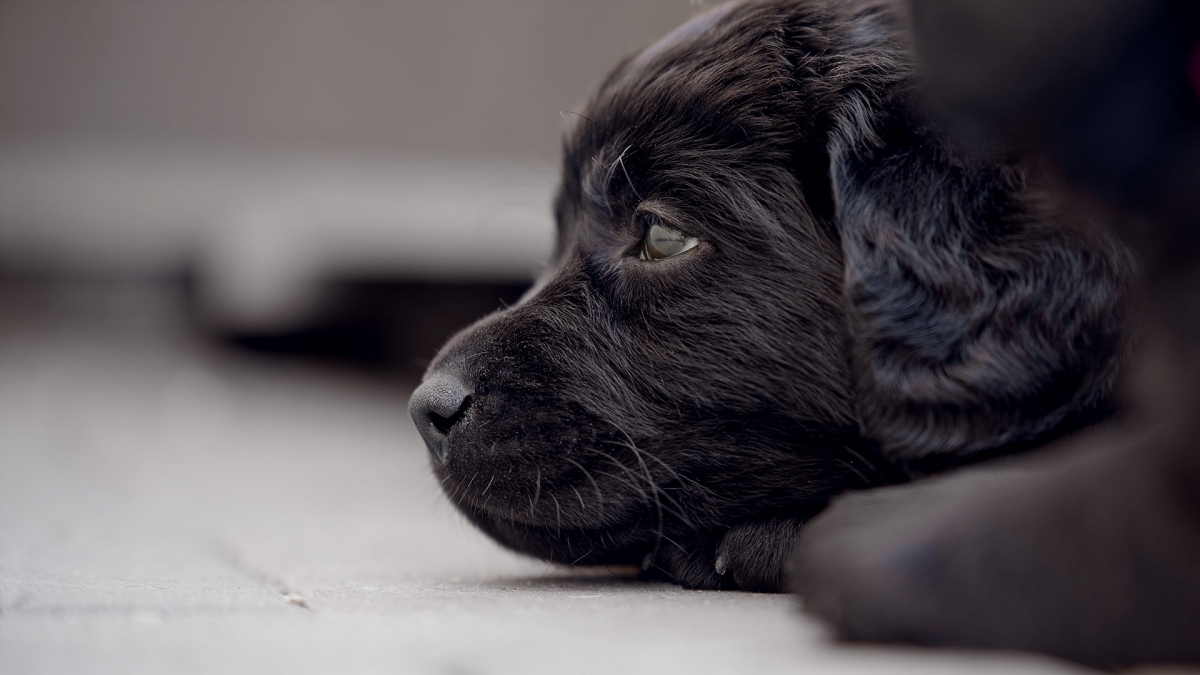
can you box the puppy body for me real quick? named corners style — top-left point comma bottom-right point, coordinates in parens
top-left (789, 0), bottom-right (1200, 667)
top-left (411, 0), bottom-right (1134, 592)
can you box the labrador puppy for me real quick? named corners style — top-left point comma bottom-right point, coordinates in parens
top-left (411, 0), bottom-right (1134, 593)
top-left (411, 0), bottom-right (1200, 667)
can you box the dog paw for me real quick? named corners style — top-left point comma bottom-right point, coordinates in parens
top-left (642, 535), bottom-right (729, 590)
top-left (789, 481), bottom-right (968, 640)
top-left (714, 518), bottom-right (805, 592)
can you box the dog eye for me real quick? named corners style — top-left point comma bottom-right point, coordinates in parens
top-left (640, 219), bottom-right (699, 261)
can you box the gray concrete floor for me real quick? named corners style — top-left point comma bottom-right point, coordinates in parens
top-left (0, 287), bottom-right (1101, 674)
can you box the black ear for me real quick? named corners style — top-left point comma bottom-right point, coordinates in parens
top-left (828, 86), bottom-right (1135, 472)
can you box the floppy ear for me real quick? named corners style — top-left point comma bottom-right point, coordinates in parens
top-left (827, 87), bottom-right (1135, 472)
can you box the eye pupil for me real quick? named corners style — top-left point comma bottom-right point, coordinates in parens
top-left (641, 221), bottom-right (699, 261)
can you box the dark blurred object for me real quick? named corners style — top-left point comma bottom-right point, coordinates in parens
top-left (915, 0), bottom-right (1200, 343)
top-left (914, 0), bottom-right (1200, 219)
top-left (205, 280), bottom-right (528, 375)
top-left (840, 0), bottom-right (1200, 667)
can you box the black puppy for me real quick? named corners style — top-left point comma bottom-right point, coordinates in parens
top-left (409, 0), bottom-right (1134, 595)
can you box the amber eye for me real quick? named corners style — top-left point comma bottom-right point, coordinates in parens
top-left (640, 217), bottom-right (699, 261)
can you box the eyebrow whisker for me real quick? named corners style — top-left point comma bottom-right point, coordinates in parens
top-left (614, 144), bottom-right (643, 201)
top-left (560, 110), bottom-right (602, 132)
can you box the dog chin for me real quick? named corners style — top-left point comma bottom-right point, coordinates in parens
top-left (434, 461), bottom-right (648, 537)
top-left (456, 499), bottom-right (655, 567)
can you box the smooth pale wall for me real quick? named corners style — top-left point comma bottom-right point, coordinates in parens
top-left (0, 0), bottom-right (701, 159)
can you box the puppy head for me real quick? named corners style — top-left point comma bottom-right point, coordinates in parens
top-left (408, 1), bottom-right (881, 567)
top-left (408, 0), bottom-right (1131, 574)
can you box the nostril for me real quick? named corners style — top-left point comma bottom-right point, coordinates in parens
top-left (408, 374), bottom-right (473, 462)
top-left (429, 394), bottom-right (472, 435)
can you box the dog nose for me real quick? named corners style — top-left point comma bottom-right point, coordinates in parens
top-left (408, 374), bottom-right (472, 463)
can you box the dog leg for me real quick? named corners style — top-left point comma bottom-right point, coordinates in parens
top-left (790, 406), bottom-right (1200, 667)
top-left (715, 518), bottom-right (806, 592)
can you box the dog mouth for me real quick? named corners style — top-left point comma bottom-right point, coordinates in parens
top-left (433, 465), bottom-right (555, 528)
top-left (421, 400), bottom-right (702, 567)
top-left (431, 444), bottom-right (660, 532)
top-left (440, 464), bottom-right (669, 566)
top-left (411, 371), bottom-right (687, 533)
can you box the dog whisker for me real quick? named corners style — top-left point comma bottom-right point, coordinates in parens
top-left (612, 144), bottom-right (642, 201)
top-left (594, 470), bottom-right (648, 504)
top-left (600, 145), bottom-right (627, 209)
top-left (618, 434), bottom-right (680, 536)
top-left (598, 438), bottom-right (694, 524)
top-left (835, 455), bottom-right (873, 487)
top-left (565, 457), bottom-right (606, 519)
top-left (453, 474), bottom-right (476, 508)
top-left (551, 494), bottom-right (562, 538)
top-left (592, 469), bottom-right (693, 525)
top-left (656, 530), bottom-right (687, 553)
top-left (559, 109), bottom-right (602, 133)
top-left (570, 546), bottom-right (597, 566)
top-left (532, 467), bottom-right (542, 516)
top-left (589, 449), bottom-right (651, 502)
top-left (842, 446), bottom-right (886, 479)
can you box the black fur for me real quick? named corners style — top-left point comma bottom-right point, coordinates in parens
top-left (413, 0), bottom-right (1134, 592)
top-left (789, 0), bottom-right (1200, 668)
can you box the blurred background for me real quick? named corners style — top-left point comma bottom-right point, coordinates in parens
top-left (0, 0), bottom-right (698, 372)
top-left (0, 3), bottom-right (835, 672)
